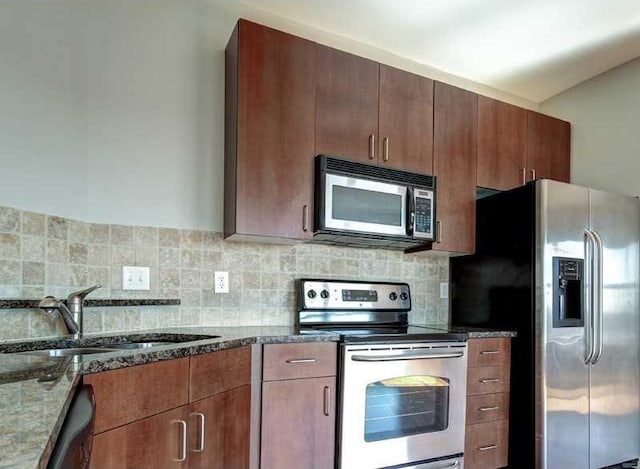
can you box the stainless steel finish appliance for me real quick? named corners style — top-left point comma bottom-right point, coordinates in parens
top-left (451, 179), bottom-right (640, 469)
top-left (298, 279), bottom-right (468, 469)
top-left (313, 155), bottom-right (436, 250)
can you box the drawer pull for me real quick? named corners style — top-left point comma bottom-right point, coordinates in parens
top-left (479, 378), bottom-right (500, 383)
top-left (480, 350), bottom-right (501, 355)
top-left (479, 406), bottom-right (500, 412)
top-left (478, 444), bottom-right (498, 452)
top-left (172, 419), bottom-right (188, 462)
top-left (286, 358), bottom-right (317, 364)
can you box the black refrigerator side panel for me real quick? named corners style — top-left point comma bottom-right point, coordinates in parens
top-left (451, 183), bottom-right (536, 469)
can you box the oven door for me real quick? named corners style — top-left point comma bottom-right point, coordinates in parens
top-left (339, 343), bottom-right (468, 469)
top-left (324, 173), bottom-right (408, 237)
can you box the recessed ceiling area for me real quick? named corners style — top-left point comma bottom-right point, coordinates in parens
top-left (233, 0), bottom-right (640, 102)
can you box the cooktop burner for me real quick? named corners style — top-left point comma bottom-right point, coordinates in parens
top-left (297, 279), bottom-right (467, 343)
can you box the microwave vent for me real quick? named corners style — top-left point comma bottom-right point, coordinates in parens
top-left (322, 155), bottom-right (435, 188)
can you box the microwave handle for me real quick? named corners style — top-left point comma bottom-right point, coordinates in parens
top-left (406, 187), bottom-right (415, 237)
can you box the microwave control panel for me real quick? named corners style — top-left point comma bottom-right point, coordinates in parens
top-left (413, 188), bottom-right (434, 239)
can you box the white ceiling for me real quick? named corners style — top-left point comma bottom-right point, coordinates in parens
top-left (233, 0), bottom-right (640, 103)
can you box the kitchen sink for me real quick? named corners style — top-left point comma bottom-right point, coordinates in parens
top-left (19, 347), bottom-right (117, 357)
top-left (95, 341), bottom-right (179, 350)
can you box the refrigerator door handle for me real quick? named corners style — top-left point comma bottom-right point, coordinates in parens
top-left (584, 230), bottom-right (596, 365)
top-left (591, 229), bottom-right (604, 364)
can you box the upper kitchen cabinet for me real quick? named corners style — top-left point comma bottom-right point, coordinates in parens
top-left (526, 110), bottom-right (571, 183)
top-left (433, 82), bottom-right (477, 255)
top-left (315, 46), bottom-right (434, 174)
top-left (315, 45), bottom-right (380, 164)
top-left (477, 96), bottom-right (527, 191)
top-left (378, 65), bottom-right (434, 173)
top-left (225, 19), bottom-right (316, 242)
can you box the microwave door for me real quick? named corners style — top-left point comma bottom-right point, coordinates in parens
top-left (324, 173), bottom-right (407, 237)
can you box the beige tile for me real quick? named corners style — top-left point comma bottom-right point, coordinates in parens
top-left (202, 270), bottom-right (213, 289)
top-left (203, 231), bottom-right (223, 251)
top-left (296, 256), bottom-right (313, 274)
top-left (87, 244), bottom-right (109, 266)
top-left (0, 285), bottom-right (20, 297)
top-left (222, 291), bottom-right (242, 308)
top-left (110, 245), bottom-right (135, 266)
top-left (46, 263), bottom-right (68, 287)
top-left (21, 211), bottom-right (45, 236)
top-left (159, 228), bottom-right (180, 247)
top-left (110, 225), bottom-right (134, 245)
top-left (0, 260), bottom-right (21, 284)
top-left (69, 265), bottom-right (88, 287)
top-left (0, 207), bottom-right (20, 233)
top-left (330, 258), bottom-right (345, 276)
top-left (47, 216), bottom-right (68, 240)
top-left (140, 309), bottom-right (159, 329)
top-left (181, 230), bottom-right (203, 248)
top-left (261, 251), bottom-right (279, 273)
top-left (89, 223), bottom-right (109, 244)
top-left (160, 269), bottom-right (180, 289)
top-left (136, 246), bottom-right (158, 267)
top-left (159, 247), bottom-right (180, 268)
top-left (179, 307), bottom-right (201, 325)
top-left (22, 261), bottom-right (45, 285)
top-left (242, 271), bottom-right (261, 289)
top-left (68, 220), bottom-right (89, 243)
top-left (241, 253), bottom-right (260, 272)
top-left (202, 290), bottom-right (222, 308)
top-left (134, 226), bottom-right (158, 246)
top-left (87, 267), bottom-right (109, 288)
top-left (202, 250), bottom-right (222, 270)
top-left (22, 286), bottom-right (45, 298)
top-left (201, 307), bottom-right (222, 326)
top-left (0, 233), bottom-right (20, 259)
top-left (280, 255), bottom-right (296, 273)
top-left (22, 236), bottom-right (45, 262)
top-left (47, 239), bottom-right (68, 263)
top-left (104, 312), bottom-right (124, 332)
top-left (181, 249), bottom-right (202, 269)
top-left (260, 273), bottom-right (278, 290)
top-left (181, 270), bottom-right (201, 289)
top-left (69, 243), bottom-right (88, 265)
top-left (83, 310), bottom-right (103, 334)
top-left (123, 309), bottom-right (142, 331)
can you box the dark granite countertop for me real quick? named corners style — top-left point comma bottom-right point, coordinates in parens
top-left (0, 326), bottom-right (339, 469)
top-left (410, 324), bottom-right (517, 339)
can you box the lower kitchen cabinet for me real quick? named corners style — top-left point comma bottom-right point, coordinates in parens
top-left (260, 342), bottom-right (337, 469)
top-left (465, 338), bottom-right (511, 469)
top-left (90, 406), bottom-right (189, 469)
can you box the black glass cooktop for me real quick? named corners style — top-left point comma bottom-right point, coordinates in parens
top-left (300, 324), bottom-right (467, 343)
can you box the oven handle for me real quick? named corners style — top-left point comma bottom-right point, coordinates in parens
top-left (400, 459), bottom-right (460, 469)
top-left (351, 350), bottom-right (464, 362)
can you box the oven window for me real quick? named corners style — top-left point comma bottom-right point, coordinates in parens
top-left (332, 185), bottom-right (402, 226)
top-left (364, 375), bottom-right (450, 442)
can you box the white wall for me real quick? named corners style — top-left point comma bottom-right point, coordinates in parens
top-left (541, 57), bottom-right (640, 197)
top-left (0, 0), bottom-right (537, 230)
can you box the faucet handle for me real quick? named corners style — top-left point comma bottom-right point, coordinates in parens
top-left (67, 285), bottom-right (101, 308)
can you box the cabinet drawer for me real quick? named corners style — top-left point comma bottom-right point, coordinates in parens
top-left (467, 365), bottom-right (510, 395)
top-left (468, 338), bottom-right (511, 367)
top-left (189, 346), bottom-right (251, 402)
top-left (84, 358), bottom-right (189, 434)
top-left (263, 343), bottom-right (337, 381)
top-left (465, 420), bottom-right (508, 469)
top-left (466, 393), bottom-right (509, 425)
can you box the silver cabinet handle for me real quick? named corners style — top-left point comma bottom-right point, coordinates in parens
top-left (479, 406), bottom-right (499, 412)
top-left (190, 412), bottom-right (205, 453)
top-left (383, 137), bottom-right (389, 162)
top-left (436, 220), bottom-right (443, 243)
top-left (479, 378), bottom-right (500, 383)
top-left (286, 358), bottom-right (317, 364)
top-left (521, 168), bottom-right (526, 185)
top-left (302, 205), bottom-right (309, 232)
top-left (529, 168), bottom-right (536, 181)
top-left (323, 386), bottom-right (331, 416)
top-left (478, 444), bottom-right (498, 451)
top-left (369, 134), bottom-right (376, 160)
top-left (352, 350), bottom-right (464, 362)
top-left (584, 230), bottom-right (596, 364)
top-left (480, 350), bottom-right (501, 355)
top-left (172, 419), bottom-right (187, 462)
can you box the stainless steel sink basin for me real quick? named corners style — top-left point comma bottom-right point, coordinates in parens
top-left (20, 347), bottom-right (116, 357)
top-left (96, 341), bottom-right (177, 350)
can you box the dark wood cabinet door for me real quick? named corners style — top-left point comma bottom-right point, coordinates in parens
top-left (378, 65), bottom-right (434, 173)
top-left (261, 376), bottom-right (336, 469)
top-left (477, 96), bottom-right (526, 190)
top-left (526, 111), bottom-right (571, 183)
top-left (90, 406), bottom-right (189, 469)
top-left (315, 44), bottom-right (379, 163)
top-left (433, 82), bottom-right (478, 254)
top-left (228, 19), bottom-right (316, 240)
top-left (189, 385), bottom-right (251, 469)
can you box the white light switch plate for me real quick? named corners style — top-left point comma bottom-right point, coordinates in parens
top-left (123, 266), bottom-right (150, 290)
top-left (214, 271), bottom-right (229, 293)
top-left (440, 282), bottom-right (449, 299)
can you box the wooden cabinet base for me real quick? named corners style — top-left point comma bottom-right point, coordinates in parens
top-left (465, 420), bottom-right (509, 469)
top-left (90, 406), bottom-right (189, 469)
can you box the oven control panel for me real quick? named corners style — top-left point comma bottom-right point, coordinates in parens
top-left (298, 279), bottom-right (411, 311)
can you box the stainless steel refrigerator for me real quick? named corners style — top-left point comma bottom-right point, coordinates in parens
top-left (451, 179), bottom-right (640, 469)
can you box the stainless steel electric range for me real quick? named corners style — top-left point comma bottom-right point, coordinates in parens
top-left (297, 279), bottom-right (469, 469)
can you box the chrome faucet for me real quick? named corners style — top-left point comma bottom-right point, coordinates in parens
top-left (38, 285), bottom-right (101, 337)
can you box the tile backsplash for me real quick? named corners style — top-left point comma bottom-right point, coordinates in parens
top-left (0, 206), bottom-right (449, 340)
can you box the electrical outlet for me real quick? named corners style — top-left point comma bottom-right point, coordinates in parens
top-left (214, 271), bottom-right (229, 293)
top-left (123, 266), bottom-right (150, 290)
top-left (440, 282), bottom-right (449, 299)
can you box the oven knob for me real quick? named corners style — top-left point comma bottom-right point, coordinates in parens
top-left (389, 292), bottom-right (398, 301)
top-left (307, 289), bottom-right (317, 299)
top-left (399, 292), bottom-right (408, 301)
top-left (320, 289), bottom-right (330, 299)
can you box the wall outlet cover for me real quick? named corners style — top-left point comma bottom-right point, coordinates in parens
top-left (214, 271), bottom-right (229, 293)
top-left (123, 266), bottom-right (150, 290)
top-left (439, 282), bottom-right (449, 299)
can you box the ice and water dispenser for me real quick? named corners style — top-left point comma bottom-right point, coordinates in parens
top-left (552, 257), bottom-right (584, 327)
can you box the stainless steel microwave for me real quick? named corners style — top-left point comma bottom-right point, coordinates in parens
top-left (313, 155), bottom-right (436, 250)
